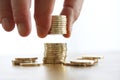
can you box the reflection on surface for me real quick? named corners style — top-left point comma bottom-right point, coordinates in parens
top-left (44, 64), bottom-right (66, 80)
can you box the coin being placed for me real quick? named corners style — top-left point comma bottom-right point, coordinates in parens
top-left (52, 15), bottom-right (66, 19)
top-left (49, 15), bottom-right (67, 34)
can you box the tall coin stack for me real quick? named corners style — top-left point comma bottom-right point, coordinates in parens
top-left (49, 15), bottom-right (67, 34)
top-left (43, 43), bottom-right (67, 64)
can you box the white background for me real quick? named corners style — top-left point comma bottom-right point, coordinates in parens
top-left (0, 0), bottom-right (120, 55)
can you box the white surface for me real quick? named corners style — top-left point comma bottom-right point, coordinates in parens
top-left (0, 53), bottom-right (120, 80)
top-left (0, 0), bottom-right (120, 55)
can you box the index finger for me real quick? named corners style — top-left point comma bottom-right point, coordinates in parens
top-left (34, 0), bottom-right (55, 38)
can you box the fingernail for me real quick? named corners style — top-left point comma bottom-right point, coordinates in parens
top-left (17, 23), bottom-right (28, 36)
top-left (2, 18), bottom-right (10, 30)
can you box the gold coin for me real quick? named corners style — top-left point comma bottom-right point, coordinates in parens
top-left (20, 63), bottom-right (40, 66)
top-left (81, 55), bottom-right (104, 59)
top-left (52, 15), bottom-right (66, 19)
top-left (70, 60), bottom-right (95, 66)
top-left (15, 57), bottom-right (38, 61)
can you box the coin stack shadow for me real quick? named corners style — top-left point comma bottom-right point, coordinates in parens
top-left (43, 43), bottom-right (67, 64)
top-left (49, 15), bottom-right (67, 34)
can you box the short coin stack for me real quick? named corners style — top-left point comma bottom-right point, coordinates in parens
top-left (49, 15), bottom-right (67, 34)
top-left (64, 55), bottom-right (104, 66)
top-left (77, 55), bottom-right (104, 63)
top-left (43, 43), bottom-right (67, 64)
top-left (70, 60), bottom-right (95, 66)
top-left (12, 57), bottom-right (40, 66)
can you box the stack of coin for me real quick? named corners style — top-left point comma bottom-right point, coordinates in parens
top-left (49, 15), bottom-right (67, 34)
top-left (64, 60), bottom-right (95, 66)
top-left (70, 60), bottom-right (95, 66)
top-left (77, 55), bottom-right (104, 63)
top-left (12, 57), bottom-right (40, 66)
top-left (64, 55), bottom-right (104, 66)
top-left (43, 43), bottom-right (67, 64)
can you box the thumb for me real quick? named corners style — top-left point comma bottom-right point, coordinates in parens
top-left (61, 0), bottom-right (84, 38)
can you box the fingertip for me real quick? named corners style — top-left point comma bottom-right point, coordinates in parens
top-left (63, 27), bottom-right (72, 38)
top-left (17, 23), bottom-right (31, 37)
top-left (63, 34), bottom-right (70, 38)
top-left (36, 25), bottom-right (49, 38)
top-left (2, 18), bottom-right (15, 32)
top-left (34, 15), bottom-right (51, 38)
top-left (37, 33), bottom-right (47, 38)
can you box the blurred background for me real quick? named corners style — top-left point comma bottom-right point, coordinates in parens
top-left (0, 0), bottom-right (120, 56)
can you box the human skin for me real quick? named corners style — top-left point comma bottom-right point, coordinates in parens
top-left (0, 0), bottom-right (84, 38)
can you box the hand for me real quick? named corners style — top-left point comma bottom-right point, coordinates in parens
top-left (0, 0), bottom-right (83, 38)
